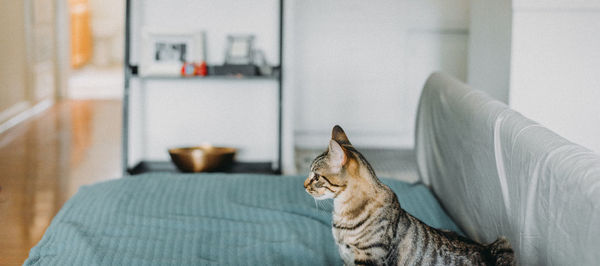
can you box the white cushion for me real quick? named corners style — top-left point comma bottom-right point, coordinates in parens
top-left (415, 72), bottom-right (600, 265)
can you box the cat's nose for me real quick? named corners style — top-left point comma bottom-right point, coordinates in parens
top-left (303, 178), bottom-right (310, 188)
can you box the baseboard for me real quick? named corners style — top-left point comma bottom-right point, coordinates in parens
top-left (0, 101), bottom-right (31, 125)
top-left (0, 99), bottom-right (54, 135)
top-left (294, 131), bottom-right (414, 149)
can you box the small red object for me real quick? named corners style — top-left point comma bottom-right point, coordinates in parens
top-left (181, 62), bottom-right (195, 77)
top-left (196, 61), bottom-right (208, 76)
top-left (181, 61), bottom-right (208, 77)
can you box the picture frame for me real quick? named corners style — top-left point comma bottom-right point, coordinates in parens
top-left (140, 28), bottom-right (205, 77)
top-left (224, 34), bottom-right (255, 65)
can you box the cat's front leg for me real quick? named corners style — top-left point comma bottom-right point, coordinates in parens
top-left (345, 243), bottom-right (389, 266)
top-left (337, 242), bottom-right (355, 265)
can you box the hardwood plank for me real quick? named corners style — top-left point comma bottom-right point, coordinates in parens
top-left (0, 100), bottom-right (121, 265)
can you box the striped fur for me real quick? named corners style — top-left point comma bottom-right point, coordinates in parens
top-left (304, 125), bottom-right (515, 266)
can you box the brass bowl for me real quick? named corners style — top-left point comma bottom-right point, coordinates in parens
top-left (168, 145), bottom-right (236, 172)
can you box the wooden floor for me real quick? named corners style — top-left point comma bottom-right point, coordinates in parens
top-left (0, 100), bottom-right (122, 265)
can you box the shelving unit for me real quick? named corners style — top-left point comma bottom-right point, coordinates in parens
top-left (122, 0), bottom-right (284, 175)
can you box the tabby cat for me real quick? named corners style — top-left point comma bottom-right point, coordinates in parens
top-left (304, 125), bottom-right (515, 266)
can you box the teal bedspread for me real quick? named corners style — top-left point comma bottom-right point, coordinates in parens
top-left (25, 173), bottom-right (460, 265)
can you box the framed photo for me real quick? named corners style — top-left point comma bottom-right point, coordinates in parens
top-left (140, 29), bottom-right (205, 77)
top-left (225, 35), bottom-right (255, 65)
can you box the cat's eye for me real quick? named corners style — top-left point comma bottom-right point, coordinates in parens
top-left (313, 174), bottom-right (320, 181)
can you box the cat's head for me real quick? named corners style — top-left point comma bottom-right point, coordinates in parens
top-left (304, 125), bottom-right (363, 200)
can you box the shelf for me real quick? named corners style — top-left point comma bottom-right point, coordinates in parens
top-left (129, 65), bottom-right (280, 80)
top-left (128, 160), bottom-right (278, 175)
top-left (134, 74), bottom-right (280, 81)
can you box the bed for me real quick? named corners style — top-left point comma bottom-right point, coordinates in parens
top-left (26, 72), bottom-right (600, 265)
top-left (24, 174), bottom-right (460, 265)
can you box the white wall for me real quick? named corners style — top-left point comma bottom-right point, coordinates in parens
top-left (467, 0), bottom-right (512, 103)
top-left (510, 1), bottom-right (600, 153)
top-left (469, 0), bottom-right (600, 154)
top-left (0, 0), bottom-right (56, 134)
top-left (0, 0), bottom-right (29, 119)
top-left (129, 0), bottom-right (600, 169)
top-left (141, 79), bottom-right (278, 162)
top-left (130, 0), bottom-right (279, 66)
top-left (291, 0), bottom-right (470, 149)
top-left (128, 0), bottom-right (472, 171)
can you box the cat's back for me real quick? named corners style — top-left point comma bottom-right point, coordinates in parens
top-left (397, 214), bottom-right (514, 266)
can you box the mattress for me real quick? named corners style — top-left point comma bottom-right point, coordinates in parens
top-left (25, 173), bottom-right (461, 265)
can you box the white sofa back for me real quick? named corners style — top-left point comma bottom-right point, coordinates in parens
top-left (415, 72), bottom-right (600, 265)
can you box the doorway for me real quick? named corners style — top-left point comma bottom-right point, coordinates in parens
top-left (67, 0), bottom-right (124, 99)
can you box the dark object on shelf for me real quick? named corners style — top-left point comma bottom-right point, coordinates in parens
top-left (253, 50), bottom-right (273, 76)
top-left (128, 161), bottom-right (277, 175)
top-left (210, 64), bottom-right (258, 76)
top-left (168, 146), bottom-right (236, 172)
top-left (129, 64), bottom-right (138, 75)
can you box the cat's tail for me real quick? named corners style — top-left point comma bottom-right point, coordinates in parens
top-left (487, 236), bottom-right (515, 266)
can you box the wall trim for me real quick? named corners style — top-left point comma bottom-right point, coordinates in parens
top-left (0, 99), bottom-right (54, 135)
top-left (0, 101), bottom-right (31, 124)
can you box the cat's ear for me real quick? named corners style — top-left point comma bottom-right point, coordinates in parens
top-left (328, 139), bottom-right (347, 172)
top-left (331, 125), bottom-right (351, 145)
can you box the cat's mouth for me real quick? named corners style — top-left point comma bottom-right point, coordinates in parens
top-left (305, 188), bottom-right (319, 197)
top-left (306, 188), bottom-right (333, 200)
top-left (305, 188), bottom-right (315, 196)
